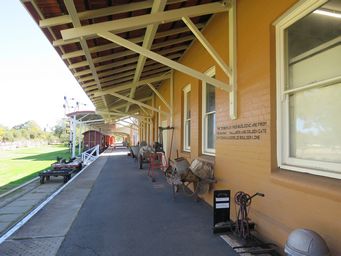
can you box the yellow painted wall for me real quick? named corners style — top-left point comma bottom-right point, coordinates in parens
top-left (155, 0), bottom-right (341, 254)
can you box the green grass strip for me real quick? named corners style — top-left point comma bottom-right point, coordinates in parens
top-left (0, 145), bottom-right (70, 195)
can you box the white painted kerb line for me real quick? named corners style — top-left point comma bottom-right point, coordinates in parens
top-left (0, 158), bottom-right (96, 245)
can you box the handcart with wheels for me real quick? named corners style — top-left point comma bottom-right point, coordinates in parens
top-left (39, 168), bottom-right (74, 184)
top-left (38, 157), bottom-right (82, 184)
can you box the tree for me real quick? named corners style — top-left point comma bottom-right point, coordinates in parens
top-left (53, 120), bottom-right (65, 138)
top-left (0, 125), bottom-right (7, 142)
top-left (2, 129), bottom-right (14, 142)
top-left (12, 120), bottom-right (44, 140)
top-left (52, 119), bottom-right (69, 144)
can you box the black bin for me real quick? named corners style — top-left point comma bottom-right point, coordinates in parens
top-left (213, 190), bottom-right (233, 233)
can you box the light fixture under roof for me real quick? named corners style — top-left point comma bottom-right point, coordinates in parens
top-left (313, 9), bottom-right (341, 19)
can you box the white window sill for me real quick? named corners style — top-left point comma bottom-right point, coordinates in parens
top-left (279, 163), bottom-right (341, 180)
top-left (202, 152), bottom-right (215, 157)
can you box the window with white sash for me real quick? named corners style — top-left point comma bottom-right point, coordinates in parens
top-left (275, 0), bottom-right (341, 179)
top-left (202, 67), bottom-right (216, 155)
top-left (183, 84), bottom-right (191, 152)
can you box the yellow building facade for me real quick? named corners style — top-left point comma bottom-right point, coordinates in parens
top-left (151, 1), bottom-right (341, 254)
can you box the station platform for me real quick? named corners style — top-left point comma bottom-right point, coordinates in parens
top-left (0, 148), bottom-right (237, 256)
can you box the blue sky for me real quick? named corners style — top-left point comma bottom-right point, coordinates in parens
top-left (0, 1), bottom-right (94, 129)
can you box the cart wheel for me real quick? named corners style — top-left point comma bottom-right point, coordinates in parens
top-left (40, 176), bottom-right (45, 184)
top-left (139, 156), bottom-right (143, 169)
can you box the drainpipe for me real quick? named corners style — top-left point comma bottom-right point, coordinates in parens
top-left (170, 70), bottom-right (174, 126)
top-left (78, 123), bottom-right (82, 155)
top-left (229, 0), bottom-right (237, 120)
top-left (152, 94), bottom-right (155, 141)
top-left (72, 114), bottom-right (76, 158)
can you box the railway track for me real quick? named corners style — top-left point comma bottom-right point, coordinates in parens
top-left (0, 177), bottom-right (64, 237)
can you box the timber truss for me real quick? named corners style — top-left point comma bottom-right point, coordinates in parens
top-left (22, 0), bottom-right (237, 132)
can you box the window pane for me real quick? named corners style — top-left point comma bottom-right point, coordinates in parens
top-left (186, 91), bottom-right (191, 119)
top-left (206, 84), bottom-right (215, 113)
top-left (207, 113), bottom-right (216, 149)
top-left (289, 83), bottom-right (341, 163)
top-left (287, 0), bottom-right (341, 89)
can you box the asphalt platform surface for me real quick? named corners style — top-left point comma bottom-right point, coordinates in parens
top-left (57, 151), bottom-right (237, 256)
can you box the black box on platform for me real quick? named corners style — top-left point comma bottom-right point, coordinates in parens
top-left (213, 190), bottom-right (233, 233)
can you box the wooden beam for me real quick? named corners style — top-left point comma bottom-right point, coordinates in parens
top-left (182, 16), bottom-right (231, 78)
top-left (75, 52), bottom-right (181, 78)
top-left (61, 25), bottom-right (200, 58)
top-left (83, 65), bottom-right (170, 88)
top-left (126, 0), bottom-right (168, 112)
top-left (116, 120), bottom-right (138, 128)
top-left (110, 99), bottom-right (153, 115)
top-left (104, 64), bottom-right (168, 82)
top-left (64, 0), bottom-right (108, 109)
top-left (69, 49), bottom-right (134, 69)
top-left (99, 32), bottom-right (231, 92)
top-left (41, 1), bottom-right (155, 27)
top-left (53, 38), bottom-right (80, 47)
top-left (96, 110), bottom-right (150, 119)
top-left (61, 2), bottom-right (228, 40)
top-left (74, 57), bottom-right (139, 77)
top-left (115, 123), bottom-right (138, 130)
top-left (73, 58), bottom-right (137, 77)
top-left (138, 105), bottom-right (150, 116)
top-left (69, 42), bottom-right (187, 70)
top-left (93, 74), bottom-right (170, 97)
top-left (80, 62), bottom-right (165, 83)
top-left (40, 0), bottom-right (186, 28)
top-left (86, 72), bottom-right (170, 93)
top-left (109, 92), bottom-right (169, 115)
top-left (146, 83), bottom-right (172, 111)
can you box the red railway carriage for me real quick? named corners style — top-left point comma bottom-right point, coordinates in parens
top-left (104, 135), bottom-right (115, 147)
top-left (83, 130), bottom-right (113, 152)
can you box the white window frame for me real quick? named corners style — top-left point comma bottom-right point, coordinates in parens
top-left (275, 0), bottom-right (341, 179)
top-left (202, 66), bottom-right (216, 156)
top-left (183, 84), bottom-right (191, 152)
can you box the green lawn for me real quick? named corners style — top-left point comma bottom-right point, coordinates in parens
top-left (0, 145), bottom-right (70, 195)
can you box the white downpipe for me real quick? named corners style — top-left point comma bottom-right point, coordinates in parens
top-left (72, 114), bottom-right (76, 158)
top-left (229, 0), bottom-right (237, 120)
top-left (78, 123), bottom-right (82, 156)
top-left (170, 70), bottom-right (174, 126)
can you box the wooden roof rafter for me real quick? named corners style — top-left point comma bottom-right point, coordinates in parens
top-left (40, 0), bottom-right (187, 28)
top-left (23, 0), bottom-right (232, 122)
top-left (63, 0), bottom-right (109, 110)
top-left (60, 24), bottom-right (203, 59)
top-left (125, 0), bottom-right (168, 113)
